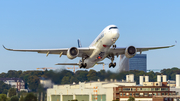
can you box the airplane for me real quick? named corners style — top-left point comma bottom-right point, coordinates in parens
top-left (3, 25), bottom-right (175, 69)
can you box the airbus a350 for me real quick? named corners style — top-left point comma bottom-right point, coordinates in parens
top-left (3, 25), bottom-right (175, 69)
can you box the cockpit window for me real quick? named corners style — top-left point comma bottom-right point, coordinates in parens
top-left (109, 27), bottom-right (118, 30)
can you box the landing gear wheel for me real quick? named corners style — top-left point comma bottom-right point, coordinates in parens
top-left (113, 62), bottom-right (116, 68)
top-left (108, 54), bottom-right (115, 68)
top-left (109, 62), bottom-right (116, 68)
top-left (109, 63), bottom-right (113, 68)
top-left (79, 55), bottom-right (88, 69)
top-left (113, 44), bottom-right (116, 48)
top-left (83, 63), bottom-right (87, 68)
top-left (80, 63), bottom-right (87, 69)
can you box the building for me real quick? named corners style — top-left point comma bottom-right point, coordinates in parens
top-left (116, 74), bottom-right (180, 101)
top-left (47, 74), bottom-right (180, 101)
top-left (114, 86), bottom-right (176, 101)
top-left (129, 54), bottom-right (147, 72)
top-left (170, 74), bottom-right (180, 95)
top-left (0, 78), bottom-right (25, 91)
top-left (47, 76), bottom-right (136, 101)
top-left (39, 77), bottom-right (54, 88)
top-left (119, 54), bottom-right (147, 72)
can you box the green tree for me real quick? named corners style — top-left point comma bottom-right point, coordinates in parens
top-left (37, 84), bottom-right (44, 93)
top-left (0, 81), bottom-right (11, 94)
top-left (7, 70), bottom-right (22, 78)
top-left (87, 69), bottom-right (98, 81)
top-left (97, 70), bottom-right (106, 81)
top-left (0, 94), bottom-right (7, 101)
top-left (27, 76), bottom-right (40, 91)
top-left (8, 88), bottom-right (17, 98)
top-left (10, 96), bottom-right (19, 101)
top-left (2, 89), bottom-right (8, 95)
top-left (70, 76), bottom-right (78, 84)
top-left (128, 96), bottom-right (135, 101)
top-left (19, 91), bottom-right (27, 100)
top-left (61, 76), bottom-right (70, 84)
top-left (19, 95), bottom-right (24, 101)
top-left (0, 72), bottom-right (7, 78)
top-left (75, 70), bottom-right (88, 82)
top-left (24, 93), bottom-right (37, 101)
top-left (45, 69), bottom-right (73, 84)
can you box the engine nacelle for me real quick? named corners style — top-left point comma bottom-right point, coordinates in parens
top-left (125, 46), bottom-right (136, 58)
top-left (67, 47), bottom-right (79, 59)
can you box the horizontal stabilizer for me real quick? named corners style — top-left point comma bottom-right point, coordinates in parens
top-left (55, 63), bottom-right (79, 65)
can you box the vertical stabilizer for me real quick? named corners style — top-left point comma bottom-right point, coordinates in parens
top-left (77, 39), bottom-right (82, 48)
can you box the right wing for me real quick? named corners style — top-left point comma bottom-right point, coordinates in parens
top-left (108, 44), bottom-right (175, 56)
top-left (3, 45), bottom-right (94, 57)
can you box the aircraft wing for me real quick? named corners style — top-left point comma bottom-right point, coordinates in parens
top-left (3, 45), bottom-right (94, 57)
top-left (55, 63), bottom-right (79, 65)
top-left (55, 62), bottom-right (104, 65)
top-left (108, 44), bottom-right (175, 56)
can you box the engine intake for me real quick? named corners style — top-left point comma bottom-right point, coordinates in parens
top-left (125, 46), bottom-right (136, 58)
top-left (67, 47), bottom-right (79, 59)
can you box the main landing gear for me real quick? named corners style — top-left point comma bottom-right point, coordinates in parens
top-left (109, 62), bottom-right (116, 68)
top-left (107, 54), bottom-right (116, 68)
top-left (79, 55), bottom-right (88, 69)
top-left (80, 63), bottom-right (87, 68)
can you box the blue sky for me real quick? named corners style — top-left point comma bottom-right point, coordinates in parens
top-left (0, 0), bottom-right (179, 73)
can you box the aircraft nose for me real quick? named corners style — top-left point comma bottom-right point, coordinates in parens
top-left (111, 29), bottom-right (119, 43)
top-left (111, 29), bottom-right (119, 38)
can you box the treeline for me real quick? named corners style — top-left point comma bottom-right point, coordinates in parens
top-left (0, 67), bottom-right (180, 93)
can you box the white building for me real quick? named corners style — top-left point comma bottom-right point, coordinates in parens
top-left (0, 78), bottom-right (25, 91)
top-left (170, 74), bottom-right (180, 95)
top-left (39, 77), bottom-right (54, 88)
top-left (47, 79), bottom-right (136, 101)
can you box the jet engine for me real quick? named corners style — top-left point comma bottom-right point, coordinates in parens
top-left (125, 46), bottom-right (136, 58)
top-left (67, 47), bottom-right (79, 59)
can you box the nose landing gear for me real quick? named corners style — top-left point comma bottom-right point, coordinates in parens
top-left (113, 44), bottom-right (116, 48)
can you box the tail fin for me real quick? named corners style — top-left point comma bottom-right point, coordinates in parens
top-left (77, 39), bottom-right (82, 48)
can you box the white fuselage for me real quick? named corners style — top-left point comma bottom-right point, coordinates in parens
top-left (84, 25), bottom-right (120, 69)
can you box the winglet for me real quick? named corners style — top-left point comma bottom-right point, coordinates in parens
top-left (172, 41), bottom-right (177, 47)
top-left (2, 45), bottom-right (7, 50)
top-left (2, 45), bottom-right (11, 50)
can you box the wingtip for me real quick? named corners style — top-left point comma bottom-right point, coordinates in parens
top-left (173, 41), bottom-right (177, 46)
top-left (2, 45), bottom-right (7, 49)
top-left (2, 45), bottom-right (11, 50)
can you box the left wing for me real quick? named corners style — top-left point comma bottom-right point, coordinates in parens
top-left (55, 63), bottom-right (79, 65)
top-left (108, 44), bottom-right (175, 56)
top-left (3, 45), bottom-right (94, 57)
